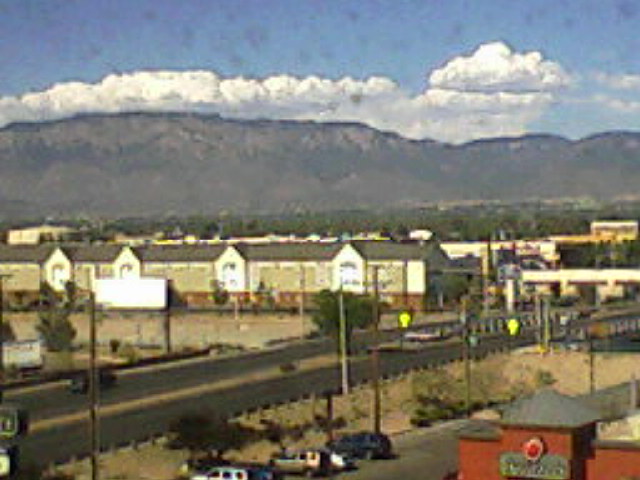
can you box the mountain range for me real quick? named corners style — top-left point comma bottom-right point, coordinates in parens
top-left (1, 111), bottom-right (639, 218)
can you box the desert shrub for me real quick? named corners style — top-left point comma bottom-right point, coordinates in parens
top-left (168, 412), bottom-right (257, 458)
top-left (279, 362), bottom-right (297, 373)
top-left (411, 397), bottom-right (465, 426)
top-left (534, 369), bottom-right (557, 387)
top-left (109, 338), bottom-right (121, 354)
top-left (118, 343), bottom-right (138, 363)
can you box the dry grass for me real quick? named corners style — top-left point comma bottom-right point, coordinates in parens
top-left (56, 349), bottom-right (640, 480)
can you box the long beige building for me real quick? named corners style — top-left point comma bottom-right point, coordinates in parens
top-left (0, 240), bottom-right (451, 311)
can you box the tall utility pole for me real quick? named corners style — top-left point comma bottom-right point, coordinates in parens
top-left (542, 296), bottom-right (551, 353)
top-left (0, 274), bottom-right (9, 404)
top-left (299, 265), bottom-right (306, 338)
top-left (461, 296), bottom-right (471, 415)
top-left (88, 291), bottom-right (100, 480)
top-left (482, 238), bottom-right (491, 317)
top-left (338, 290), bottom-right (349, 395)
top-left (371, 266), bottom-right (382, 434)
top-left (164, 281), bottom-right (172, 353)
top-left (589, 330), bottom-right (596, 394)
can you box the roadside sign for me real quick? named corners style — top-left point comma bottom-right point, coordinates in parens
top-left (0, 405), bottom-right (28, 438)
top-left (398, 311), bottom-right (413, 329)
top-left (0, 445), bottom-right (18, 477)
top-left (0, 451), bottom-right (9, 477)
top-left (506, 318), bottom-right (521, 336)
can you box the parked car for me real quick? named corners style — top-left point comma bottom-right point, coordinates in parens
top-left (328, 432), bottom-right (393, 460)
top-left (69, 369), bottom-right (117, 394)
top-left (191, 464), bottom-right (281, 480)
top-left (179, 455), bottom-right (229, 476)
top-left (403, 329), bottom-right (447, 343)
top-left (269, 448), bottom-right (333, 477)
top-left (441, 471), bottom-right (463, 480)
top-left (313, 448), bottom-right (357, 471)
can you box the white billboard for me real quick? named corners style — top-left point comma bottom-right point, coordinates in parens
top-left (3, 340), bottom-right (43, 370)
top-left (95, 278), bottom-right (167, 309)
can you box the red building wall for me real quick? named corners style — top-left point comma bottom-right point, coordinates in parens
top-left (587, 444), bottom-right (640, 480)
top-left (459, 438), bottom-right (502, 480)
top-left (459, 424), bottom-right (640, 480)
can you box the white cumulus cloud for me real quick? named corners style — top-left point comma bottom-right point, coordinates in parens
top-left (0, 42), bottom-right (573, 144)
top-left (594, 72), bottom-right (640, 90)
top-left (429, 41), bottom-right (572, 92)
top-left (591, 94), bottom-right (640, 113)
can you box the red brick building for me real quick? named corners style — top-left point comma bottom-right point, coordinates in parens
top-left (458, 389), bottom-right (640, 480)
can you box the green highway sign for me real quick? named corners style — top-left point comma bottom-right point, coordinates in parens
top-left (0, 405), bottom-right (28, 438)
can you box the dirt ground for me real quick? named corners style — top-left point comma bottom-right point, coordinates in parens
top-left (55, 348), bottom-right (640, 480)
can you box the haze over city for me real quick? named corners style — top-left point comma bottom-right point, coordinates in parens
top-left (1, 0), bottom-right (640, 143)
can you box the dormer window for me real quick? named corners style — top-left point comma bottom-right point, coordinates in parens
top-left (222, 262), bottom-right (239, 288)
top-left (339, 261), bottom-right (359, 286)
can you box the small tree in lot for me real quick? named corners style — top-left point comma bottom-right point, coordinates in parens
top-left (311, 289), bottom-right (375, 353)
top-left (36, 282), bottom-right (77, 352)
top-left (211, 281), bottom-right (230, 306)
top-left (168, 412), bottom-right (257, 461)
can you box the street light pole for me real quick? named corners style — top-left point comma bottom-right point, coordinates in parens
top-left (338, 289), bottom-right (349, 395)
top-left (0, 274), bottom-right (9, 404)
top-left (371, 266), bottom-right (382, 434)
top-left (460, 295), bottom-right (471, 415)
top-left (589, 331), bottom-right (596, 394)
top-left (88, 290), bottom-right (100, 480)
top-left (299, 265), bottom-right (306, 338)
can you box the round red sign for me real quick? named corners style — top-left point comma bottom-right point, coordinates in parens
top-left (522, 437), bottom-right (545, 462)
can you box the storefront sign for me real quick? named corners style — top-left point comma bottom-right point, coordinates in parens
top-left (499, 452), bottom-right (570, 480)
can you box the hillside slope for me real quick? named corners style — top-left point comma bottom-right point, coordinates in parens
top-left (1, 112), bottom-right (639, 217)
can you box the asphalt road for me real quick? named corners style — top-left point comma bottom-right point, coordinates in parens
top-left (10, 309), bottom-right (640, 469)
top-left (1, 320), bottom-right (480, 423)
top-left (340, 421), bottom-right (468, 480)
top-left (13, 331), bottom-right (531, 468)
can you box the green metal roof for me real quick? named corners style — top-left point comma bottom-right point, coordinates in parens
top-left (134, 244), bottom-right (226, 262)
top-left (501, 389), bottom-right (601, 428)
top-left (350, 240), bottom-right (452, 267)
top-left (0, 245), bottom-right (59, 264)
top-left (62, 244), bottom-right (125, 263)
top-left (235, 242), bottom-right (343, 261)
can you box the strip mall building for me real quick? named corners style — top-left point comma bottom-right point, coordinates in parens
top-left (458, 390), bottom-right (640, 480)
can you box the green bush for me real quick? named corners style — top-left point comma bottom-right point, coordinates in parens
top-left (411, 398), bottom-right (462, 427)
top-left (534, 369), bottom-right (557, 387)
top-left (109, 338), bottom-right (121, 354)
top-left (118, 343), bottom-right (138, 363)
top-left (279, 362), bottom-right (298, 373)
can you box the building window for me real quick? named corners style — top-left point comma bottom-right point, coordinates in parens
top-left (222, 262), bottom-right (240, 289)
top-left (339, 262), bottom-right (359, 287)
top-left (52, 264), bottom-right (67, 290)
top-left (119, 264), bottom-right (135, 278)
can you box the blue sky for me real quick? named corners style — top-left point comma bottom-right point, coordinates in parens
top-left (1, 0), bottom-right (640, 143)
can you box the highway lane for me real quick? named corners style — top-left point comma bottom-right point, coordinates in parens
top-left (11, 309), bottom-right (640, 467)
top-left (3, 307), bottom-right (631, 424)
top-left (15, 331), bottom-right (532, 467)
top-left (5, 327), bottom-right (405, 422)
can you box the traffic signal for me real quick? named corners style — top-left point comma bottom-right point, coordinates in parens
top-left (398, 311), bottom-right (413, 329)
top-left (506, 318), bottom-right (521, 336)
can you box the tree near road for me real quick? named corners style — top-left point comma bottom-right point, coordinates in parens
top-left (311, 289), bottom-right (375, 352)
top-left (36, 282), bottom-right (77, 352)
top-left (168, 412), bottom-right (256, 460)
